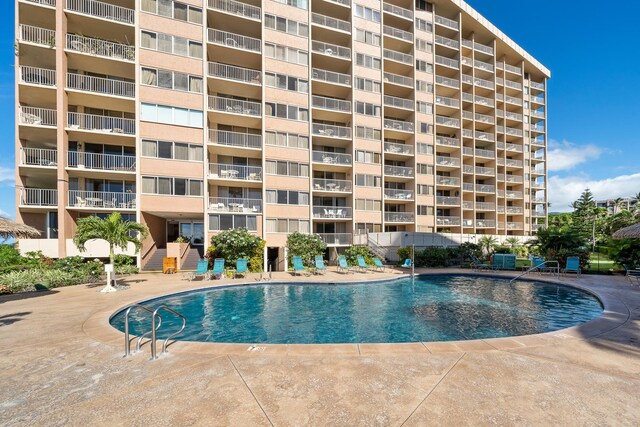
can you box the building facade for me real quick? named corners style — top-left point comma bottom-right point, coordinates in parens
top-left (15, 0), bottom-right (549, 269)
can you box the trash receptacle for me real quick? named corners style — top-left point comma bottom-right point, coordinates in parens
top-left (163, 257), bottom-right (177, 274)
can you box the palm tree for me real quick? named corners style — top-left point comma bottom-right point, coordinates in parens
top-left (478, 236), bottom-right (498, 258)
top-left (505, 237), bottom-right (520, 251)
top-left (74, 212), bottom-right (149, 293)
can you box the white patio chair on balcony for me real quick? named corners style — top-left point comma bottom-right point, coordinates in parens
top-left (336, 209), bottom-right (344, 218)
top-left (104, 198), bottom-right (116, 208)
top-left (76, 196), bottom-right (86, 207)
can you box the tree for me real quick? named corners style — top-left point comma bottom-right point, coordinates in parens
top-left (478, 236), bottom-right (498, 258)
top-left (286, 232), bottom-right (327, 267)
top-left (527, 226), bottom-right (589, 268)
top-left (74, 212), bottom-right (149, 293)
top-left (209, 228), bottom-right (264, 272)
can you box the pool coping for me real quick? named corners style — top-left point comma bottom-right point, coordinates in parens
top-left (82, 269), bottom-right (631, 356)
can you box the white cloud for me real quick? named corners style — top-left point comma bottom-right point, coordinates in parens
top-left (548, 173), bottom-right (640, 212)
top-left (547, 140), bottom-right (602, 172)
top-left (0, 166), bottom-right (14, 183)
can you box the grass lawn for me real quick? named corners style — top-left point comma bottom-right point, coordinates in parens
top-left (586, 252), bottom-right (621, 272)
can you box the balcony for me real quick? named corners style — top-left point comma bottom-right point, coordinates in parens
top-left (66, 34), bottom-right (134, 61)
top-left (313, 178), bottom-right (352, 193)
top-left (531, 110), bottom-right (545, 119)
top-left (19, 148), bottom-right (58, 167)
top-left (436, 176), bottom-right (461, 186)
top-left (476, 202), bottom-right (494, 210)
top-left (384, 141), bottom-right (413, 155)
top-left (383, 25), bottom-right (413, 42)
top-left (208, 197), bottom-right (262, 213)
top-left (506, 159), bottom-right (523, 168)
top-left (476, 184), bottom-right (495, 193)
top-left (312, 41), bottom-right (350, 60)
top-left (505, 175), bottom-right (524, 183)
top-left (507, 207), bottom-right (524, 214)
top-left (208, 163), bottom-right (262, 181)
top-left (19, 25), bottom-right (56, 48)
top-left (435, 55), bottom-right (459, 69)
top-left (208, 62), bottom-right (261, 86)
top-left (209, 130), bottom-right (261, 149)
top-left (69, 190), bottom-right (135, 209)
top-left (23, 0), bottom-right (56, 6)
top-left (66, 73), bottom-right (135, 98)
top-left (383, 49), bottom-right (413, 65)
top-left (464, 165), bottom-right (494, 176)
top-left (384, 165), bottom-right (414, 178)
top-left (312, 68), bottom-right (351, 86)
top-left (506, 190), bottom-right (523, 198)
top-left (312, 123), bottom-right (351, 139)
top-left (19, 106), bottom-right (57, 127)
top-left (436, 115), bottom-right (460, 128)
top-left (385, 212), bottom-right (414, 223)
top-left (68, 151), bottom-right (135, 172)
top-left (384, 189), bottom-right (414, 200)
top-left (312, 13), bottom-right (351, 33)
top-left (475, 131), bottom-right (494, 142)
top-left (384, 95), bottom-right (413, 110)
top-left (435, 136), bottom-right (460, 148)
top-left (436, 156), bottom-right (460, 167)
top-left (504, 79), bottom-right (522, 90)
top-left (475, 219), bottom-right (496, 228)
top-left (20, 188), bottom-right (58, 207)
top-left (312, 95), bottom-right (351, 113)
top-left (208, 29), bottom-right (261, 53)
top-left (531, 124), bottom-right (546, 133)
top-left (19, 66), bottom-right (56, 87)
top-left (384, 72), bottom-right (412, 87)
top-left (474, 59), bottom-right (494, 72)
top-left (436, 216), bottom-right (461, 226)
top-left (208, 96), bottom-right (261, 116)
top-left (384, 118), bottom-right (413, 133)
top-left (436, 196), bottom-right (460, 206)
top-left (316, 233), bottom-right (352, 246)
top-left (435, 95), bottom-right (459, 108)
top-left (67, 112), bottom-right (135, 135)
top-left (531, 139), bottom-right (545, 147)
top-left (435, 15), bottom-right (459, 30)
top-left (207, 0), bottom-right (261, 20)
top-left (382, 2), bottom-right (413, 20)
top-left (507, 222), bottom-right (524, 230)
top-left (65, 0), bottom-right (135, 25)
top-left (435, 35), bottom-right (459, 50)
top-left (471, 76), bottom-right (494, 90)
top-left (530, 81), bottom-right (545, 91)
top-left (312, 151), bottom-right (352, 166)
top-left (313, 206), bottom-right (352, 219)
top-left (435, 75), bottom-right (459, 88)
top-left (504, 63), bottom-right (522, 75)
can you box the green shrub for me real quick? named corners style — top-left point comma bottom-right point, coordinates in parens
top-left (397, 247), bottom-right (411, 263)
top-left (287, 232), bottom-right (327, 267)
top-left (458, 242), bottom-right (482, 261)
top-left (22, 251), bottom-right (53, 268)
top-left (0, 268), bottom-right (92, 293)
top-left (606, 238), bottom-right (640, 268)
top-left (493, 246), bottom-right (511, 254)
top-left (249, 240), bottom-right (266, 273)
top-left (0, 245), bottom-right (23, 268)
top-left (115, 265), bottom-right (139, 275)
top-left (344, 246), bottom-right (374, 266)
top-left (113, 254), bottom-right (135, 266)
top-left (398, 246), bottom-right (463, 267)
top-left (210, 228), bottom-right (265, 272)
top-left (52, 256), bottom-right (85, 270)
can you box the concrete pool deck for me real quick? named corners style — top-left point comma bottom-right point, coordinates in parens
top-left (1, 268), bottom-right (639, 425)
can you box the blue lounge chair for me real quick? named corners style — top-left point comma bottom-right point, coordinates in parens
top-left (234, 259), bottom-right (248, 279)
top-left (337, 256), bottom-right (353, 274)
top-left (292, 256), bottom-right (308, 276)
top-left (314, 256), bottom-right (327, 275)
top-left (563, 256), bottom-right (581, 277)
top-left (372, 257), bottom-right (385, 272)
top-left (400, 258), bottom-right (412, 269)
top-left (209, 258), bottom-right (224, 280)
top-left (356, 255), bottom-right (370, 272)
top-left (188, 259), bottom-right (209, 281)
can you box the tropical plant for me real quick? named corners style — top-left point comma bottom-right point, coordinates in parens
top-left (74, 212), bottom-right (148, 292)
top-left (286, 232), bottom-right (327, 267)
top-left (344, 246), bottom-right (375, 266)
top-left (210, 228), bottom-right (264, 272)
top-left (458, 242), bottom-right (482, 261)
top-left (527, 226), bottom-right (589, 268)
top-left (478, 236), bottom-right (498, 257)
top-left (0, 245), bottom-right (23, 268)
top-left (607, 238), bottom-right (640, 268)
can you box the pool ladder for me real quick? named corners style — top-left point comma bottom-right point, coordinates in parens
top-left (123, 304), bottom-right (187, 360)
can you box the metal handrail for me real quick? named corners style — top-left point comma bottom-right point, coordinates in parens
top-left (123, 304), bottom-right (159, 357)
top-left (509, 260), bottom-right (560, 284)
top-left (152, 306), bottom-right (187, 358)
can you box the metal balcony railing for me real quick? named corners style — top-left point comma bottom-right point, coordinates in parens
top-left (19, 106), bottom-right (57, 126)
top-left (208, 163), bottom-right (263, 181)
top-left (435, 75), bottom-right (459, 88)
top-left (435, 95), bottom-right (459, 108)
top-left (68, 151), bottom-right (135, 172)
top-left (66, 0), bottom-right (135, 25)
top-left (312, 13), bottom-right (351, 32)
top-left (313, 178), bottom-right (351, 192)
top-left (435, 55), bottom-right (459, 69)
top-left (384, 142), bottom-right (413, 155)
top-left (20, 188), bottom-right (58, 206)
top-left (474, 41), bottom-right (494, 55)
top-left (209, 130), bottom-right (261, 149)
top-left (208, 96), bottom-right (261, 116)
top-left (20, 148), bottom-right (58, 167)
top-left (384, 72), bottom-right (412, 87)
top-left (24, 0), bottom-right (56, 6)
top-left (475, 131), bottom-right (494, 142)
top-left (384, 95), bottom-right (413, 110)
top-left (436, 216), bottom-right (461, 226)
top-left (312, 41), bottom-right (350, 59)
top-left (313, 206), bottom-right (352, 219)
top-left (209, 197), bottom-right (262, 213)
top-left (385, 212), bottom-right (414, 222)
top-left (436, 176), bottom-right (460, 186)
top-left (504, 63), bottom-right (522, 74)
top-left (476, 184), bottom-right (495, 193)
top-left (208, 29), bottom-right (261, 53)
top-left (384, 119), bottom-right (414, 133)
top-left (530, 81), bottom-right (545, 90)
top-left (384, 189), bottom-right (414, 200)
top-left (506, 191), bottom-right (523, 198)
top-left (67, 112), bottom-right (135, 134)
top-left (382, 2), bottom-right (413, 19)
top-left (476, 202), bottom-right (494, 210)
top-left (435, 136), bottom-right (460, 147)
top-left (474, 59), bottom-right (494, 72)
top-left (507, 222), bottom-right (524, 230)
top-left (312, 151), bottom-right (352, 165)
top-left (19, 24), bottom-right (55, 47)
top-left (66, 34), bottom-right (134, 61)
top-left (435, 35), bottom-right (459, 49)
top-left (436, 115), bottom-right (460, 127)
top-left (383, 25), bottom-right (412, 42)
top-left (383, 48), bottom-right (413, 65)
top-left (475, 219), bottom-right (496, 228)
top-left (507, 207), bottom-right (524, 214)
top-left (435, 15), bottom-right (459, 30)
top-left (66, 73), bottom-right (135, 97)
top-left (436, 196), bottom-right (460, 206)
top-left (208, 62), bottom-right (261, 84)
top-left (312, 123), bottom-right (351, 138)
top-left (316, 233), bottom-right (352, 246)
top-left (69, 190), bottom-right (135, 208)
top-left (436, 156), bottom-right (460, 167)
top-left (384, 165), bottom-right (414, 177)
top-left (19, 66), bottom-right (56, 87)
top-left (312, 95), bottom-right (351, 112)
top-left (312, 68), bottom-right (351, 86)
top-left (207, 0), bottom-right (261, 20)
top-left (504, 79), bottom-right (522, 90)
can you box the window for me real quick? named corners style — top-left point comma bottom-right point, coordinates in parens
top-left (415, 0), bottom-right (432, 12)
top-left (141, 0), bottom-right (202, 24)
top-left (416, 80), bottom-right (434, 93)
top-left (271, 0), bottom-right (308, 10)
top-left (355, 223), bottom-right (382, 234)
top-left (354, 4), bottom-right (381, 23)
top-left (265, 102), bottom-right (308, 121)
top-left (355, 150), bottom-right (381, 164)
top-left (415, 39), bottom-right (433, 53)
top-left (416, 101), bottom-right (433, 114)
top-left (264, 14), bottom-right (308, 37)
top-left (140, 30), bottom-right (202, 58)
top-left (265, 131), bottom-right (309, 149)
top-left (419, 122), bottom-right (433, 134)
top-left (355, 29), bottom-right (381, 46)
top-left (266, 219), bottom-right (311, 233)
top-left (417, 184), bottom-right (434, 195)
top-left (355, 199), bottom-right (382, 211)
top-left (355, 101), bottom-right (381, 117)
top-left (265, 43), bottom-right (308, 65)
top-left (416, 143), bottom-right (434, 155)
top-left (265, 160), bottom-right (309, 177)
top-left (141, 103), bottom-right (203, 128)
top-left (141, 67), bottom-right (202, 93)
top-left (209, 215), bottom-right (257, 231)
top-left (355, 174), bottom-right (381, 187)
top-left (141, 139), bottom-right (203, 161)
top-left (417, 205), bottom-right (434, 215)
top-left (417, 164), bottom-right (434, 174)
top-left (142, 176), bottom-right (203, 196)
top-left (354, 77), bottom-right (381, 93)
top-left (265, 73), bottom-right (308, 93)
top-left (415, 18), bottom-right (433, 32)
top-left (356, 53), bottom-right (381, 70)
top-left (416, 60), bottom-right (433, 73)
top-left (355, 125), bottom-right (381, 140)
top-left (266, 190), bottom-right (309, 205)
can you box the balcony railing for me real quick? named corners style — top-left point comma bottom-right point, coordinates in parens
top-left (505, 95), bottom-right (523, 106)
top-left (435, 15), bottom-right (458, 30)
top-left (435, 35), bottom-right (459, 49)
top-left (208, 0), bottom-right (261, 20)
top-left (20, 188), bottom-right (58, 206)
top-left (316, 233), bottom-right (352, 246)
top-left (312, 41), bottom-right (350, 59)
top-left (506, 159), bottom-right (523, 167)
top-left (436, 136), bottom-right (460, 147)
top-left (506, 191), bottom-right (523, 198)
top-left (69, 190), bottom-right (135, 208)
top-left (384, 72), bottom-right (412, 87)
top-left (66, 0), bottom-right (135, 25)
top-left (531, 110), bottom-right (545, 119)
top-left (382, 2), bottom-right (413, 19)
top-left (436, 115), bottom-right (460, 127)
top-left (504, 79), bottom-right (522, 90)
top-left (208, 62), bottom-right (261, 84)
top-left (312, 151), bottom-right (352, 165)
top-left (531, 124), bottom-right (546, 133)
top-left (208, 29), bottom-right (261, 53)
top-left (19, 106), bottom-right (57, 127)
top-left (384, 119), bottom-right (414, 133)
top-left (66, 73), bottom-right (135, 97)
top-left (384, 141), bottom-right (413, 155)
top-left (474, 95), bottom-right (495, 107)
top-left (208, 163), bottom-right (262, 181)
top-left (530, 81), bottom-right (545, 91)
top-left (383, 25), bottom-right (412, 42)
top-left (472, 148), bottom-right (494, 158)
top-left (473, 76), bottom-right (494, 89)
top-left (435, 75), bottom-right (459, 88)
top-left (19, 66), bottom-right (56, 87)
top-left (209, 197), bottom-right (262, 213)
top-left (66, 34), bottom-right (134, 61)
top-left (24, 0), bottom-right (56, 6)
top-left (384, 189), bottom-right (414, 200)
top-left (312, 123), bottom-right (351, 139)
top-left (436, 176), bottom-right (460, 186)
top-left (476, 184), bottom-right (495, 193)
top-left (208, 96), bottom-right (261, 116)
top-left (313, 206), bottom-right (352, 219)
top-left (313, 178), bottom-right (352, 192)
top-left (312, 13), bottom-right (350, 32)
top-left (476, 202), bottom-right (494, 210)
top-left (507, 207), bottom-right (524, 214)
top-left (507, 222), bottom-right (524, 230)
top-left (384, 95), bottom-right (413, 110)
top-left (20, 147), bottom-right (58, 167)
top-left (312, 95), bottom-right (351, 112)
top-left (209, 130), bottom-right (261, 149)
top-left (436, 216), bottom-right (460, 226)
top-left (435, 95), bottom-right (459, 108)
top-left (67, 112), bottom-right (135, 134)
top-left (475, 131), bottom-right (494, 142)
top-left (436, 196), bottom-right (460, 206)
top-left (384, 165), bottom-right (414, 177)
top-left (505, 175), bottom-right (524, 183)
top-left (385, 212), bottom-right (414, 223)
top-left (474, 59), bottom-right (494, 72)
top-left (504, 63), bottom-right (522, 74)
top-left (19, 25), bottom-right (55, 47)
top-left (475, 219), bottom-right (496, 228)
top-left (435, 55), bottom-right (459, 69)
top-left (383, 49), bottom-right (413, 65)
top-left (68, 151), bottom-right (135, 172)
top-left (436, 156), bottom-right (460, 167)
top-left (312, 68), bottom-right (351, 86)
top-left (474, 41), bottom-right (494, 55)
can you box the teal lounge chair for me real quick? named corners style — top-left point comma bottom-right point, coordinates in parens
top-left (470, 255), bottom-right (494, 271)
top-left (188, 259), bottom-right (209, 281)
top-left (337, 256), bottom-right (353, 274)
top-left (314, 256), bottom-right (327, 275)
top-left (292, 256), bottom-right (308, 276)
top-left (234, 259), bottom-right (248, 279)
top-left (400, 258), bottom-right (412, 269)
top-left (563, 256), bottom-right (581, 277)
top-left (356, 255), bottom-right (370, 272)
top-left (372, 257), bottom-right (385, 272)
top-left (209, 258), bottom-right (224, 280)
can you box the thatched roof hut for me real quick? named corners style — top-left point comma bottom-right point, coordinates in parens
top-left (0, 217), bottom-right (41, 240)
top-left (613, 223), bottom-right (640, 239)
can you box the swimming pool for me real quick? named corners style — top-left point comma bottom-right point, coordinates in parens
top-left (110, 275), bottom-right (603, 344)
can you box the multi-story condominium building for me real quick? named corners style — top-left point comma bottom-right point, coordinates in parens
top-left (15, 0), bottom-right (549, 270)
top-left (596, 197), bottom-right (638, 215)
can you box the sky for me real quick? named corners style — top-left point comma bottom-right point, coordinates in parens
top-left (1, 0), bottom-right (639, 218)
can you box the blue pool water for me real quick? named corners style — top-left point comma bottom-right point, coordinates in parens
top-left (110, 275), bottom-right (603, 344)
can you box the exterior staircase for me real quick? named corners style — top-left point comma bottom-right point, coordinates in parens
top-left (367, 234), bottom-right (391, 262)
top-left (142, 248), bottom-right (166, 272)
top-left (181, 246), bottom-right (204, 271)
